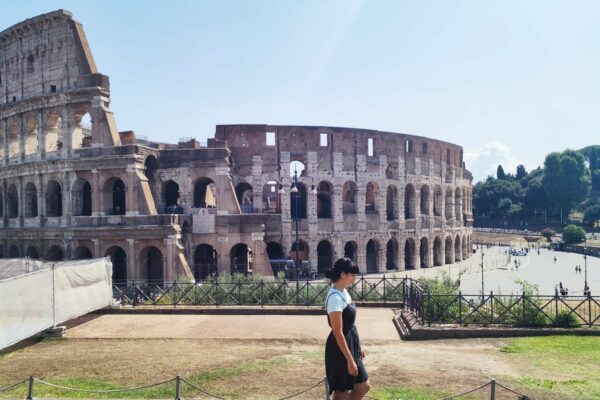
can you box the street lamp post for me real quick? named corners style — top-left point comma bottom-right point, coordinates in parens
top-left (480, 244), bottom-right (485, 303)
top-left (584, 236), bottom-right (589, 295)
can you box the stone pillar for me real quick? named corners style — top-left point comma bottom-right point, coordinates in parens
top-left (427, 238), bottom-right (434, 268)
top-left (92, 239), bottom-right (101, 259)
top-left (19, 113), bottom-right (24, 162)
top-left (17, 176), bottom-right (24, 227)
top-left (165, 238), bottom-right (174, 281)
top-left (126, 164), bottom-right (139, 216)
top-left (2, 119), bottom-right (8, 166)
top-left (38, 110), bottom-right (45, 159)
top-left (91, 169), bottom-right (102, 216)
top-left (397, 241), bottom-right (405, 271)
top-left (378, 246), bottom-right (386, 272)
top-left (356, 188), bottom-right (366, 231)
top-left (2, 180), bottom-right (7, 227)
top-left (251, 156), bottom-right (263, 211)
top-left (127, 239), bottom-right (137, 280)
top-left (332, 185), bottom-right (343, 231)
top-left (356, 248), bottom-right (366, 274)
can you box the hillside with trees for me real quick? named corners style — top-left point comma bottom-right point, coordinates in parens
top-left (473, 146), bottom-right (600, 230)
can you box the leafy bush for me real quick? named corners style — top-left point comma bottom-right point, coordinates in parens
top-left (553, 310), bottom-right (581, 328)
top-left (562, 224), bottom-right (586, 244)
top-left (542, 227), bottom-right (556, 242)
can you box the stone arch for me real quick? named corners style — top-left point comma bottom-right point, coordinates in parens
top-left (420, 185), bottom-right (430, 216)
top-left (290, 182), bottom-right (307, 219)
top-left (25, 246), bottom-right (39, 259)
top-left (45, 180), bottom-right (63, 217)
top-left (7, 184), bottom-right (18, 218)
top-left (342, 181), bottom-right (358, 214)
top-left (317, 240), bottom-right (333, 274)
top-left (445, 188), bottom-right (453, 220)
top-left (144, 155), bottom-right (158, 182)
top-left (445, 236), bottom-right (453, 264)
top-left (71, 110), bottom-right (92, 150)
top-left (317, 181), bottom-right (333, 218)
top-left (366, 239), bottom-right (379, 273)
top-left (365, 182), bottom-right (378, 214)
top-left (455, 188), bottom-right (462, 221)
top-left (24, 182), bottom-right (38, 218)
top-left (433, 186), bottom-right (443, 217)
top-left (24, 113), bottom-right (38, 157)
top-left (194, 244), bottom-right (218, 280)
top-left (344, 241), bottom-right (358, 261)
top-left (71, 178), bottom-right (92, 216)
top-left (103, 177), bottom-right (126, 215)
top-left (385, 163), bottom-right (398, 179)
top-left (386, 185), bottom-right (399, 221)
top-left (164, 180), bottom-right (180, 211)
top-left (262, 181), bottom-right (279, 213)
top-left (404, 184), bottom-right (416, 219)
top-left (420, 237), bottom-right (430, 268)
top-left (235, 182), bottom-right (253, 213)
top-left (0, 245), bottom-right (3, 258)
top-left (8, 119), bottom-right (19, 159)
top-left (291, 240), bottom-right (309, 262)
top-left (0, 125), bottom-right (4, 162)
top-left (106, 246), bottom-right (127, 282)
top-left (404, 238), bottom-right (416, 270)
top-left (230, 243), bottom-right (251, 275)
top-left (455, 234), bottom-right (462, 262)
top-left (289, 160), bottom-right (306, 178)
top-left (74, 246), bottom-right (93, 259)
top-left (433, 237), bottom-right (443, 266)
top-left (193, 177), bottom-right (217, 208)
top-left (140, 246), bottom-right (163, 283)
top-left (45, 111), bottom-right (63, 153)
top-left (9, 245), bottom-right (20, 258)
top-left (386, 238), bottom-right (399, 270)
top-left (46, 245), bottom-right (64, 261)
top-left (266, 242), bottom-right (284, 260)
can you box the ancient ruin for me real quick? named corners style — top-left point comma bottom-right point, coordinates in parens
top-left (0, 10), bottom-right (473, 282)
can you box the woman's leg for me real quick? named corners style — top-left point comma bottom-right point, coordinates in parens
top-left (349, 380), bottom-right (371, 400)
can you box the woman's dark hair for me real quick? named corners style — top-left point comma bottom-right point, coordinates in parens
top-left (324, 257), bottom-right (359, 282)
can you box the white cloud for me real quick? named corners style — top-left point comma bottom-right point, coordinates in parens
top-left (464, 140), bottom-right (519, 182)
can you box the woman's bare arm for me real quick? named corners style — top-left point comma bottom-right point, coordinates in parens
top-left (329, 311), bottom-right (358, 376)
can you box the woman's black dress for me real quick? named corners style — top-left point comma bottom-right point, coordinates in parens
top-left (325, 292), bottom-right (368, 394)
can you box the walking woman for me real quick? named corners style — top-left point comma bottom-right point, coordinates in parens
top-left (324, 257), bottom-right (370, 399)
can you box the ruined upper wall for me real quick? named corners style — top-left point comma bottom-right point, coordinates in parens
top-left (215, 124), bottom-right (468, 176)
top-left (0, 9), bottom-right (100, 105)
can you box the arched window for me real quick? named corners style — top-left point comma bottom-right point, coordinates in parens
top-left (231, 243), bottom-right (251, 275)
top-left (194, 244), bottom-right (218, 280)
top-left (141, 246), bottom-right (163, 283)
top-left (24, 114), bottom-right (38, 157)
top-left (365, 182), bottom-right (378, 214)
top-left (103, 177), bottom-right (126, 215)
top-left (24, 183), bottom-right (38, 217)
top-left (7, 184), bottom-right (18, 218)
top-left (386, 239), bottom-right (399, 270)
top-left (404, 184), bottom-right (416, 219)
top-left (433, 186), bottom-right (443, 217)
top-left (45, 112), bottom-right (62, 154)
top-left (366, 240), bottom-right (378, 273)
top-left (72, 111), bottom-right (91, 150)
top-left (344, 241), bottom-right (357, 261)
top-left (46, 180), bottom-right (63, 217)
top-left (386, 185), bottom-right (398, 221)
top-left (72, 178), bottom-right (92, 216)
top-left (433, 237), bottom-right (443, 266)
top-left (26, 246), bottom-right (39, 259)
top-left (420, 185), bottom-right (430, 216)
top-left (46, 245), bottom-right (64, 261)
top-left (290, 182), bottom-right (307, 219)
top-left (106, 246), bottom-right (128, 282)
top-left (262, 181), bottom-right (279, 213)
top-left (342, 181), bottom-right (358, 215)
top-left (317, 181), bottom-right (333, 218)
top-left (164, 180), bottom-right (181, 212)
top-left (9, 245), bottom-right (20, 258)
top-left (317, 240), bottom-right (333, 274)
top-left (194, 177), bottom-right (217, 208)
top-left (74, 246), bottom-right (93, 259)
top-left (420, 237), bottom-right (429, 268)
top-left (445, 236), bottom-right (453, 264)
top-left (235, 182), bottom-right (253, 213)
top-left (445, 188), bottom-right (453, 220)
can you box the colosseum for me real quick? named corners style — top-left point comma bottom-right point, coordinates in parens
top-left (0, 10), bottom-right (473, 282)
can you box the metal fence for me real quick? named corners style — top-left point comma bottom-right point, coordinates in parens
top-left (113, 276), bottom-right (415, 307)
top-left (0, 375), bottom-right (537, 400)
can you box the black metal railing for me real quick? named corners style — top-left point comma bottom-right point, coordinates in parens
top-left (113, 276), bottom-right (417, 307)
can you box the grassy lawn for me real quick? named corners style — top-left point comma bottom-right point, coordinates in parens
top-left (500, 336), bottom-right (600, 400)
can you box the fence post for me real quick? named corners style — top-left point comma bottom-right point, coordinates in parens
top-left (490, 291), bottom-right (494, 323)
top-left (589, 291), bottom-right (593, 327)
top-left (427, 291), bottom-right (431, 327)
top-left (458, 291), bottom-right (462, 325)
top-left (175, 375), bottom-right (181, 400)
top-left (26, 376), bottom-right (34, 400)
top-left (382, 275), bottom-right (387, 303)
top-left (490, 378), bottom-right (496, 400)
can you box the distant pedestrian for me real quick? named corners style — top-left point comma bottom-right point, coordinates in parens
top-left (554, 256), bottom-right (557, 263)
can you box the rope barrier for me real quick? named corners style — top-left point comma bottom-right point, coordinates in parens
top-left (32, 377), bottom-right (176, 393)
top-left (438, 381), bottom-right (491, 399)
top-left (496, 381), bottom-right (537, 399)
top-left (277, 377), bottom-right (325, 400)
top-left (180, 378), bottom-right (229, 400)
top-left (0, 378), bottom-right (28, 393)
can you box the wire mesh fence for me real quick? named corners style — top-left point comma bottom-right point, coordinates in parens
top-left (0, 376), bottom-right (536, 400)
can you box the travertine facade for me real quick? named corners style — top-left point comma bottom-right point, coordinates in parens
top-left (0, 10), bottom-right (473, 281)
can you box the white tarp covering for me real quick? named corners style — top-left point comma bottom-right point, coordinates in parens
top-left (0, 257), bottom-right (112, 350)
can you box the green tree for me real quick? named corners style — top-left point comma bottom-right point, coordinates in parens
top-left (542, 227), bottom-right (556, 242)
top-left (583, 204), bottom-right (600, 227)
top-left (562, 224), bottom-right (586, 244)
top-left (497, 165), bottom-right (506, 180)
top-left (541, 150), bottom-right (591, 221)
top-left (592, 169), bottom-right (600, 192)
top-left (516, 164), bottom-right (527, 181)
top-left (497, 197), bottom-right (513, 218)
top-left (473, 177), bottom-right (521, 217)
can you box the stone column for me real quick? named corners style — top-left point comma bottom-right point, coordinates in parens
top-left (127, 239), bottom-right (137, 280)
top-left (165, 238), bottom-right (174, 281)
top-left (332, 185), bottom-right (343, 231)
top-left (92, 239), bottom-right (101, 260)
top-left (17, 176), bottom-right (24, 227)
top-left (251, 156), bottom-right (263, 211)
top-left (91, 169), bottom-right (102, 216)
top-left (378, 246), bottom-right (386, 272)
top-left (19, 114), bottom-right (24, 162)
top-left (357, 187), bottom-right (366, 231)
top-left (38, 110), bottom-right (45, 159)
top-left (126, 164), bottom-right (139, 216)
top-left (2, 180), bottom-right (7, 227)
top-left (3, 119), bottom-right (8, 166)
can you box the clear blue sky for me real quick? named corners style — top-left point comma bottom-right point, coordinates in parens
top-left (3, 0), bottom-right (599, 182)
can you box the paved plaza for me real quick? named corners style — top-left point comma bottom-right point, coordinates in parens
top-left (390, 247), bottom-right (600, 296)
